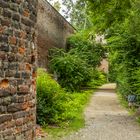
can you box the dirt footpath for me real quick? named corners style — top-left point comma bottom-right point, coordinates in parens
top-left (63, 83), bottom-right (140, 140)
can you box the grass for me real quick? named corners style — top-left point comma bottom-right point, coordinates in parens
top-left (37, 69), bottom-right (104, 139)
top-left (42, 90), bottom-right (93, 139)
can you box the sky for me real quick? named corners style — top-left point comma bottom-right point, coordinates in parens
top-left (48, 0), bottom-right (64, 15)
top-left (48, 0), bottom-right (70, 20)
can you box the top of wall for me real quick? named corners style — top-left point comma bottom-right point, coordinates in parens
top-left (41, 0), bottom-right (76, 32)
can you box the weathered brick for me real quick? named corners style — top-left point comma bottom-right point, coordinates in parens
top-left (0, 25), bottom-right (6, 34)
top-left (5, 70), bottom-right (16, 77)
top-left (0, 128), bottom-right (14, 137)
top-left (14, 73), bottom-right (21, 78)
top-left (10, 3), bottom-right (18, 12)
top-left (0, 79), bottom-right (9, 88)
top-left (12, 95), bottom-right (25, 103)
top-left (8, 62), bottom-right (18, 70)
top-left (3, 61), bottom-right (9, 69)
top-left (3, 9), bottom-right (12, 18)
top-left (0, 0), bottom-right (37, 139)
top-left (0, 44), bottom-right (9, 52)
top-left (23, 9), bottom-right (30, 17)
top-left (18, 47), bottom-right (26, 54)
top-left (0, 89), bottom-right (11, 97)
top-left (5, 28), bottom-right (13, 36)
top-left (3, 135), bottom-right (15, 140)
top-left (1, 18), bottom-right (11, 26)
top-left (20, 31), bottom-right (26, 39)
top-left (0, 1), bottom-right (9, 9)
top-left (30, 13), bottom-right (37, 22)
top-left (12, 13), bottom-right (20, 21)
top-left (21, 17), bottom-right (34, 27)
top-left (15, 118), bottom-right (23, 126)
top-left (9, 36), bottom-right (17, 45)
top-left (13, 110), bottom-right (28, 119)
top-left (0, 114), bottom-right (12, 124)
top-left (7, 53), bottom-right (18, 62)
top-left (12, 20), bottom-right (20, 29)
top-left (0, 35), bottom-right (8, 43)
top-left (2, 96), bottom-right (12, 105)
top-left (18, 85), bottom-right (30, 93)
top-left (7, 102), bottom-right (29, 112)
top-left (0, 106), bottom-right (7, 113)
top-left (0, 51), bottom-right (7, 60)
top-left (22, 72), bottom-right (30, 79)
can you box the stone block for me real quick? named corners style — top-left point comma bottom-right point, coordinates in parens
top-left (0, 114), bottom-right (12, 124)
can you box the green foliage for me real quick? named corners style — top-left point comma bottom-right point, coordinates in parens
top-left (37, 69), bottom-right (93, 126)
top-left (49, 49), bottom-right (92, 91)
top-left (106, 0), bottom-right (140, 106)
top-left (49, 34), bottom-right (106, 91)
top-left (37, 69), bottom-right (64, 125)
top-left (87, 70), bottom-right (107, 88)
top-left (85, 0), bottom-right (140, 107)
top-left (67, 34), bottom-right (106, 67)
top-left (87, 0), bottom-right (132, 31)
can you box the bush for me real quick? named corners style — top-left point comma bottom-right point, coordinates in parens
top-left (87, 70), bottom-right (107, 88)
top-left (49, 34), bottom-right (106, 91)
top-left (67, 34), bottom-right (106, 67)
top-left (37, 69), bottom-right (93, 126)
top-left (108, 2), bottom-right (140, 107)
top-left (37, 69), bottom-right (65, 125)
top-left (49, 49), bottom-right (92, 91)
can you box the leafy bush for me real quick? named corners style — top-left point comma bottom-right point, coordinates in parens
top-left (37, 69), bottom-right (93, 126)
top-left (49, 49), bottom-right (92, 91)
top-left (37, 69), bottom-right (65, 125)
top-left (87, 70), bottom-right (107, 88)
top-left (108, 1), bottom-right (140, 106)
top-left (49, 34), bottom-right (106, 91)
top-left (67, 34), bottom-right (106, 67)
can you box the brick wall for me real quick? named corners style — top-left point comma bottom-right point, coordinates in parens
top-left (0, 1), bottom-right (38, 140)
top-left (37, 0), bottom-right (75, 68)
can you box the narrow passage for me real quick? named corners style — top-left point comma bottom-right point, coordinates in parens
top-left (63, 83), bottom-right (140, 140)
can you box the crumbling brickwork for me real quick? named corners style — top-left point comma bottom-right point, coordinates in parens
top-left (0, 0), bottom-right (38, 140)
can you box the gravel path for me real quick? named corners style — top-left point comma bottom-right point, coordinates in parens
top-left (62, 83), bottom-right (140, 140)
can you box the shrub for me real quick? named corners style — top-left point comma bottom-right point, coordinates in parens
top-left (108, 4), bottom-right (140, 107)
top-left (67, 34), bottom-right (106, 67)
top-left (37, 69), bottom-right (65, 125)
top-left (37, 69), bottom-right (93, 126)
top-left (87, 70), bottom-right (106, 88)
top-left (49, 50), bottom-right (92, 91)
top-left (49, 34), bottom-right (106, 91)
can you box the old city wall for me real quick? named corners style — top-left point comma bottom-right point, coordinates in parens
top-left (37, 0), bottom-right (75, 68)
top-left (0, 0), bottom-right (38, 139)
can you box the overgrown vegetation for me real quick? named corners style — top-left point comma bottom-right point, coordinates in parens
top-left (37, 69), bottom-right (93, 137)
top-left (49, 34), bottom-right (106, 91)
top-left (107, 1), bottom-right (140, 107)
top-left (83, 0), bottom-right (140, 110)
top-left (37, 33), bottom-right (106, 137)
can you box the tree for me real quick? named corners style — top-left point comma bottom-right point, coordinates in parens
top-left (87, 0), bottom-right (132, 31)
top-left (48, 0), bottom-right (61, 12)
top-left (53, 1), bottom-right (61, 11)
